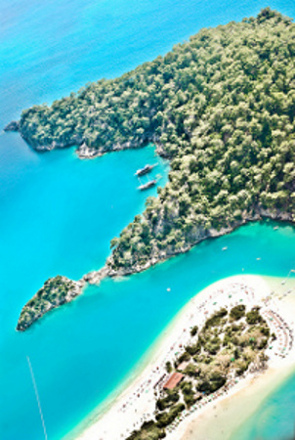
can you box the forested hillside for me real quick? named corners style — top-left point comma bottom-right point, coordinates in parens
top-left (15, 8), bottom-right (295, 274)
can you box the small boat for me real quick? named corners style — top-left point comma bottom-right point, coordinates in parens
top-left (222, 247), bottom-right (228, 251)
top-left (135, 164), bottom-right (156, 177)
top-left (138, 180), bottom-right (156, 191)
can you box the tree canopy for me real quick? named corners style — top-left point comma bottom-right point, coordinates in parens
top-left (17, 9), bottom-right (295, 273)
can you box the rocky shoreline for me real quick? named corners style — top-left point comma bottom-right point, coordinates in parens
top-left (15, 205), bottom-right (293, 332)
top-left (4, 119), bottom-right (169, 162)
top-left (16, 209), bottom-right (293, 332)
top-left (85, 209), bottom-right (293, 283)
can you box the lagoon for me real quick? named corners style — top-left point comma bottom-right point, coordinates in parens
top-left (1, 1), bottom-right (295, 439)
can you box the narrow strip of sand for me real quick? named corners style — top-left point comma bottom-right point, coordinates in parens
top-left (74, 274), bottom-right (295, 440)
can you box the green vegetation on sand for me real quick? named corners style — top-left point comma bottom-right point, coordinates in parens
top-left (126, 305), bottom-right (271, 440)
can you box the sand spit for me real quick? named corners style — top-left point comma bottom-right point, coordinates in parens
top-left (75, 274), bottom-right (295, 440)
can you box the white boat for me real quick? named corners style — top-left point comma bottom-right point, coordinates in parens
top-left (138, 180), bottom-right (156, 190)
top-left (135, 164), bottom-right (156, 176)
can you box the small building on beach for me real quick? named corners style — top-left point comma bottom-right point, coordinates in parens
top-left (163, 372), bottom-right (184, 390)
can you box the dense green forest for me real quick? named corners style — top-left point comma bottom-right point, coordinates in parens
top-left (16, 8), bottom-right (295, 274)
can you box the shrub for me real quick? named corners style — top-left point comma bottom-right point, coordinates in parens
top-left (156, 404), bottom-right (185, 428)
top-left (246, 307), bottom-right (262, 325)
top-left (184, 363), bottom-right (199, 377)
top-left (165, 361), bottom-right (172, 373)
top-left (185, 343), bottom-right (201, 356)
top-left (190, 325), bottom-right (198, 336)
top-left (205, 309), bottom-right (228, 329)
top-left (230, 305), bottom-right (246, 321)
top-left (156, 391), bottom-right (179, 411)
top-left (126, 420), bottom-right (166, 440)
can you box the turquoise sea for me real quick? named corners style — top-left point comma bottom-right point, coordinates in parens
top-left (1, 1), bottom-right (295, 439)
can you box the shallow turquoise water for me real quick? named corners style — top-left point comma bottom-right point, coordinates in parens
top-left (232, 373), bottom-right (295, 440)
top-left (1, 1), bottom-right (295, 439)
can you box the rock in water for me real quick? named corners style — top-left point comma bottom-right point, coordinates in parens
top-left (4, 120), bottom-right (19, 132)
top-left (16, 275), bottom-right (85, 331)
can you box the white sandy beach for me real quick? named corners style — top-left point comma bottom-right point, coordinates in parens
top-left (180, 275), bottom-right (295, 440)
top-left (75, 274), bottom-right (295, 440)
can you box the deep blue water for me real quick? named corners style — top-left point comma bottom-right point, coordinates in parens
top-left (1, 1), bottom-right (295, 439)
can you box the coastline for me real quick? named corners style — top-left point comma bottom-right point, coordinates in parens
top-left (6, 8), bottom-right (294, 337)
top-left (17, 218), bottom-right (294, 331)
top-left (180, 364), bottom-right (295, 440)
top-left (16, 218), bottom-right (294, 331)
top-left (179, 275), bottom-right (295, 440)
top-left (86, 218), bottom-right (294, 285)
top-left (72, 274), bottom-right (295, 440)
top-left (66, 280), bottom-right (193, 440)
top-left (2, 4), bottom-right (295, 440)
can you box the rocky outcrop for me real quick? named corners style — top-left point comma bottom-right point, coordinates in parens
top-left (33, 137), bottom-right (82, 152)
top-left (76, 142), bottom-right (102, 159)
top-left (83, 266), bottom-right (111, 284)
top-left (76, 135), bottom-right (158, 159)
top-left (4, 121), bottom-right (19, 132)
top-left (16, 276), bottom-right (85, 331)
top-left (257, 207), bottom-right (293, 222)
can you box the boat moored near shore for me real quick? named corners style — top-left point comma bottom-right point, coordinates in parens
top-left (138, 180), bottom-right (157, 191)
top-left (135, 164), bottom-right (156, 177)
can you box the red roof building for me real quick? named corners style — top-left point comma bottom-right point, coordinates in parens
top-left (163, 372), bottom-right (184, 390)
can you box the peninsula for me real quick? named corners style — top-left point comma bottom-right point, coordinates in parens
top-left (8, 8), bottom-right (295, 330)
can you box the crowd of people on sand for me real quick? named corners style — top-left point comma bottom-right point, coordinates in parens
top-left (264, 309), bottom-right (293, 358)
top-left (110, 276), bottom-right (295, 439)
